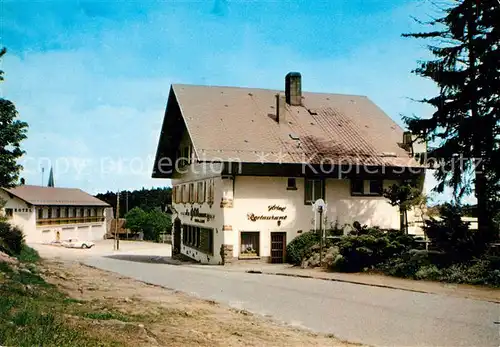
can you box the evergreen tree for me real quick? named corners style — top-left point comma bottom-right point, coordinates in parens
top-left (403, 0), bottom-right (499, 241)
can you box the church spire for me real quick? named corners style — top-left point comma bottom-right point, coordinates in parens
top-left (47, 167), bottom-right (54, 187)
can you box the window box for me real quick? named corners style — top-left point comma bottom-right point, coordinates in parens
top-left (240, 231), bottom-right (260, 257)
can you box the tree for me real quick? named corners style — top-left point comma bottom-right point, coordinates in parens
top-left (123, 207), bottom-right (171, 242)
top-left (95, 187), bottom-right (172, 217)
top-left (384, 181), bottom-right (423, 234)
top-left (423, 203), bottom-right (484, 262)
top-left (0, 48), bottom-right (28, 188)
top-left (145, 209), bottom-right (172, 241)
top-left (123, 207), bottom-right (147, 233)
top-left (403, 1), bottom-right (499, 241)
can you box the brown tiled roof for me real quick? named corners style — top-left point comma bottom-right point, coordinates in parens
top-left (2, 185), bottom-right (110, 207)
top-left (171, 84), bottom-right (421, 168)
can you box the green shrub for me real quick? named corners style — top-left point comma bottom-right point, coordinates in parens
top-left (379, 250), bottom-right (427, 278)
top-left (423, 203), bottom-right (485, 262)
top-left (17, 245), bottom-right (40, 263)
top-left (0, 221), bottom-right (24, 256)
top-left (415, 265), bottom-right (442, 280)
top-left (440, 257), bottom-right (500, 286)
top-left (332, 230), bottom-right (416, 272)
top-left (380, 252), bottom-right (500, 286)
top-left (286, 231), bottom-right (320, 265)
top-left (378, 249), bottom-right (450, 278)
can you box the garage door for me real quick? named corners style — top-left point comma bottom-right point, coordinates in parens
top-left (76, 226), bottom-right (90, 240)
top-left (89, 225), bottom-right (105, 241)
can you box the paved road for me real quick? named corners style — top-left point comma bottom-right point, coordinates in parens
top-left (31, 240), bottom-right (172, 262)
top-left (85, 257), bottom-right (500, 347)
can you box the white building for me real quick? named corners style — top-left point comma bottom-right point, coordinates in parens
top-left (0, 185), bottom-right (110, 243)
top-left (152, 72), bottom-right (427, 265)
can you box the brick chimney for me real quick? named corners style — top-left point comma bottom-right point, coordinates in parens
top-left (285, 72), bottom-right (302, 106)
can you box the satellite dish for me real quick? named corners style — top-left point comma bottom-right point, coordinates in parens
top-left (312, 199), bottom-right (327, 212)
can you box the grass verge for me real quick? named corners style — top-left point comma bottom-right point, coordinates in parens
top-left (0, 247), bottom-right (137, 347)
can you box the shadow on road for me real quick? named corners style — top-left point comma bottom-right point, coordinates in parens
top-left (104, 254), bottom-right (192, 265)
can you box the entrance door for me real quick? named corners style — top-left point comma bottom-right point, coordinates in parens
top-left (173, 217), bottom-right (181, 255)
top-left (270, 232), bottom-right (286, 263)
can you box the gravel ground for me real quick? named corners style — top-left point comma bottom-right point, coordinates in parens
top-left (85, 256), bottom-right (500, 347)
top-left (41, 259), bottom-right (358, 347)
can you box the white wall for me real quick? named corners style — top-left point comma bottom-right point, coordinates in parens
top-left (172, 172), bottom-right (225, 265)
top-left (35, 223), bottom-right (107, 243)
top-left (225, 176), bottom-right (401, 259)
top-left (0, 190), bottom-right (37, 242)
top-left (172, 172), bottom-right (426, 263)
top-left (1, 190), bottom-right (107, 243)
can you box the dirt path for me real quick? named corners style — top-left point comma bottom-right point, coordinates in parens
top-left (41, 259), bottom-right (361, 347)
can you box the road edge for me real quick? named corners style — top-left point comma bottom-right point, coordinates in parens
top-left (245, 270), bottom-right (500, 304)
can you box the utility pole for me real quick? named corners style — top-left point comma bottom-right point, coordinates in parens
top-left (115, 191), bottom-right (120, 250)
top-left (41, 167), bottom-right (45, 186)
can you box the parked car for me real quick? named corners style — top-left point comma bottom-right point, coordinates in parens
top-left (61, 238), bottom-right (95, 249)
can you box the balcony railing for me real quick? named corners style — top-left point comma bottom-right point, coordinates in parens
top-left (36, 216), bottom-right (105, 226)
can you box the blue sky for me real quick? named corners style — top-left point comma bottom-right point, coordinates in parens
top-left (1, 0), bottom-right (469, 203)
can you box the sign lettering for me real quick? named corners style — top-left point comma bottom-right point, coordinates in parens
top-left (247, 213), bottom-right (287, 222)
top-left (180, 208), bottom-right (215, 221)
top-left (268, 204), bottom-right (286, 212)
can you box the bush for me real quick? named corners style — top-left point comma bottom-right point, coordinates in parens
top-left (0, 221), bottom-right (24, 256)
top-left (332, 229), bottom-right (416, 272)
top-left (440, 257), bottom-right (500, 286)
top-left (17, 245), bottom-right (40, 263)
top-left (423, 203), bottom-right (485, 262)
top-left (286, 232), bottom-right (320, 265)
top-left (378, 249), bottom-right (451, 278)
top-left (415, 265), bottom-right (442, 281)
top-left (379, 252), bottom-right (500, 286)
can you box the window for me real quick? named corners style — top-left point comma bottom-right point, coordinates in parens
top-left (180, 146), bottom-right (191, 166)
top-left (304, 178), bottom-right (324, 204)
top-left (240, 232), bottom-right (260, 257)
top-left (5, 208), bottom-right (13, 219)
top-left (182, 225), bottom-right (187, 244)
top-left (287, 178), bottom-right (297, 190)
top-left (351, 179), bottom-right (364, 195)
top-left (369, 180), bottom-right (383, 195)
top-left (207, 179), bottom-right (215, 204)
top-left (189, 183), bottom-right (195, 203)
top-left (205, 228), bottom-right (214, 255)
top-left (188, 226), bottom-right (193, 245)
top-left (182, 225), bottom-right (214, 254)
top-left (350, 179), bottom-right (383, 196)
top-left (38, 208), bottom-right (43, 219)
top-left (55, 208), bottom-right (60, 219)
top-left (181, 185), bottom-right (188, 203)
top-left (48, 208), bottom-right (52, 219)
top-left (197, 181), bottom-right (205, 203)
